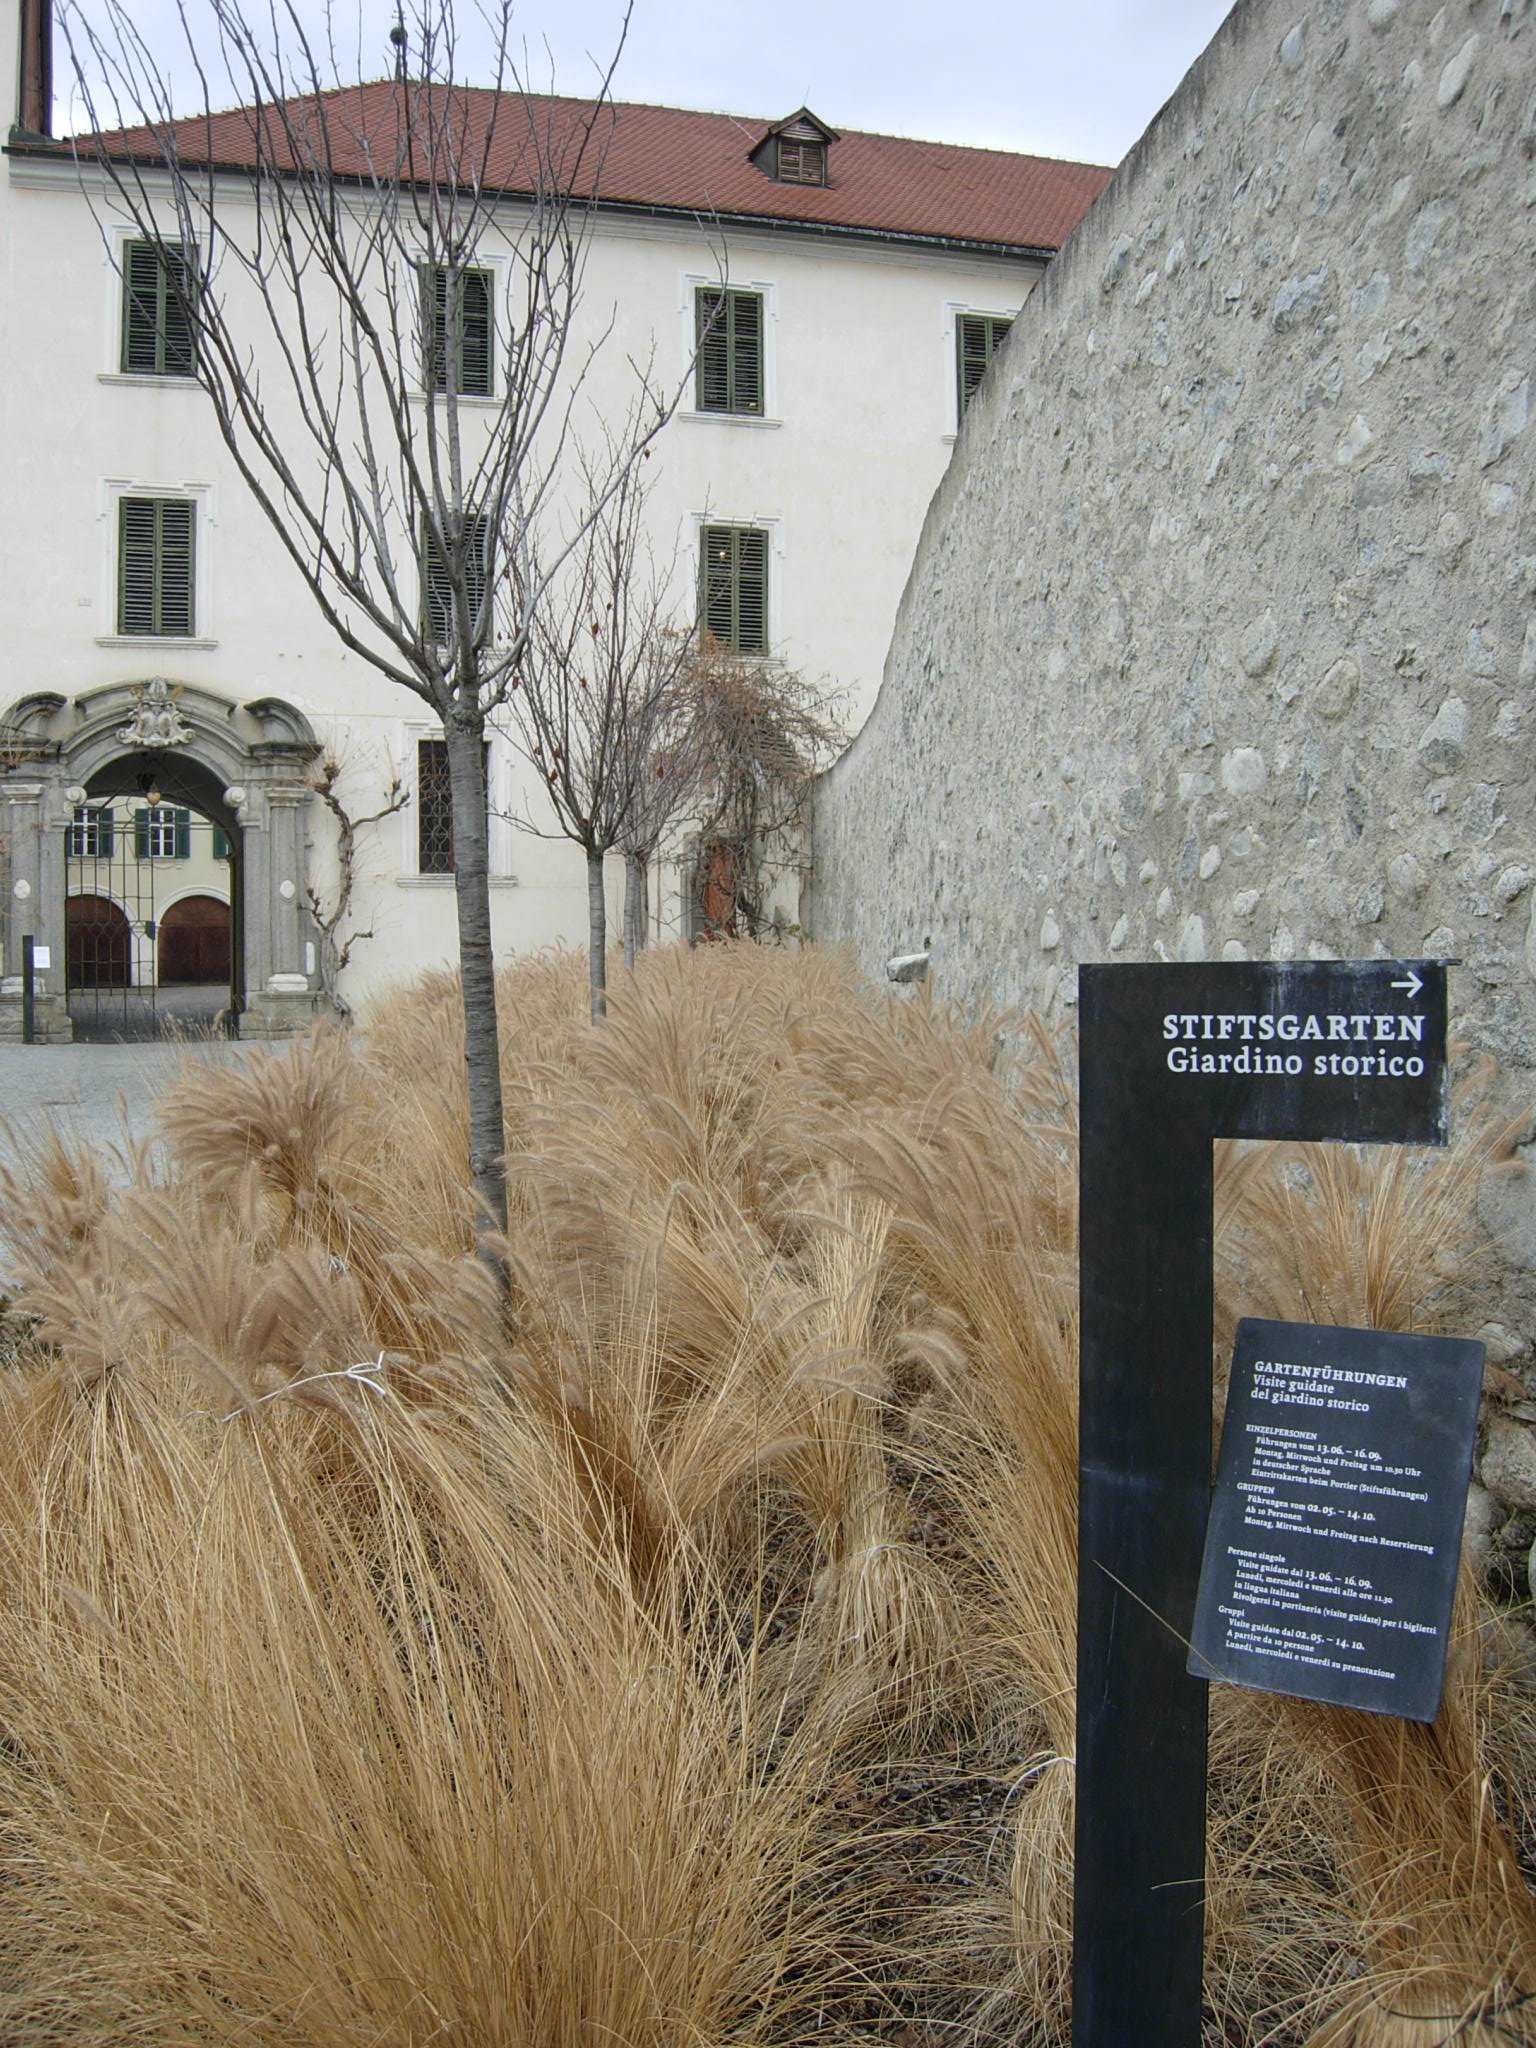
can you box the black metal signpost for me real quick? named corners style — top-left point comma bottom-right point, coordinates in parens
top-left (1074, 959), bottom-right (1449, 2048)
top-left (21, 933), bottom-right (36, 1045)
top-left (1189, 1317), bottom-right (1483, 1722)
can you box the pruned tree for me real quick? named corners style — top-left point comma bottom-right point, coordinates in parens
top-left (59, 0), bottom-right (682, 1236)
top-left (304, 747), bottom-right (409, 1021)
top-left (501, 456), bottom-right (697, 1019)
top-left (615, 701), bottom-right (697, 971)
top-left (682, 639), bottom-right (845, 941)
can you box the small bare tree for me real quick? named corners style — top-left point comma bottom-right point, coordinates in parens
top-left (615, 706), bottom-right (697, 969)
top-left (682, 639), bottom-right (844, 941)
top-left (501, 457), bottom-right (696, 1019)
top-left (61, 0), bottom-right (682, 1235)
top-left (304, 748), bottom-right (409, 1021)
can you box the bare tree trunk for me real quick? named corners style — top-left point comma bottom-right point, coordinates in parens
top-left (444, 709), bottom-right (508, 1234)
top-left (622, 851), bottom-right (646, 970)
top-left (587, 851), bottom-right (608, 1024)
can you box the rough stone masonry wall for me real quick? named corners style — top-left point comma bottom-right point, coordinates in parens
top-left (809, 0), bottom-right (1536, 1561)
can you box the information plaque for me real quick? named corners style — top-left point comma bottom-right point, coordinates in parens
top-left (1189, 1317), bottom-right (1484, 1721)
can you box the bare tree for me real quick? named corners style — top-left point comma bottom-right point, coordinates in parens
top-left (615, 708), bottom-right (697, 970)
top-left (501, 457), bottom-right (696, 1019)
top-left (60, 0), bottom-right (681, 1235)
top-left (682, 639), bottom-right (845, 942)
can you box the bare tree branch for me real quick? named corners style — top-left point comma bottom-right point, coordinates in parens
top-left (303, 746), bottom-right (409, 1020)
top-left (498, 452), bottom-right (696, 1018)
top-left (57, 0), bottom-right (696, 1236)
top-left (680, 640), bottom-right (846, 942)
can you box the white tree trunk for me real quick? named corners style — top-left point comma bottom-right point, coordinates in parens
top-left (445, 711), bottom-right (508, 1234)
top-left (622, 850), bottom-right (647, 970)
top-left (587, 851), bottom-right (608, 1024)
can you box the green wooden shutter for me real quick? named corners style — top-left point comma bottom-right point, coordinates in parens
top-left (695, 288), bottom-right (763, 413)
top-left (98, 810), bottom-right (115, 858)
top-left (121, 240), bottom-right (161, 372)
top-left (459, 270), bottom-right (492, 395)
top-left (423, 264), bottom-right (448, 389)
top-left (157, 501), bottom-right (196, 635)
top-left (213, 828), bottom-right (230, 861)
top-left (134, 808), bottom-right (149, 859)
top-left (423, 516), bottom-right (491, 641)
top-left (118, 498), bottom-right (195, 636)
top-left (423, 524), bottom-right (451, 640)
top-left (160, 248), bottom-right (195, 376)
top-left (729, 292), bottom-right (763, 413)
top-left (423, 266), bottom-right (492, 394)
top-left (733, 528), bottom-right (768, 652)
top-left (700, 526), bottom-right (768, 654)
top-left (701, 525), bottom-right (733, 643)
top-left (466, 513), bottom-right (490, 635)
top-left (121, 241), bottom-right (195, 375)
top-left (696, 288), bottom-right (729, 411)
top-left (174, 809), bottom-right (192, 859)
top-left (118, 498), bottom-right (157, 633)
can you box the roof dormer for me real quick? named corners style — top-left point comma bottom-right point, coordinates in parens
top-left (748, 108), bottom-right (838, 188)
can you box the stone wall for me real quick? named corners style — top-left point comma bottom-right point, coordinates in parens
top-left (810, 0), bottom-right (1534, 1315)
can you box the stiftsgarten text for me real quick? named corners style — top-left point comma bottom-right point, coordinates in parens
top-left (1163, 1010), bottom-right (1425, 1078)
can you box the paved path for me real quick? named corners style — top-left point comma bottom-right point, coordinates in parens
top-left (0, 1037), bottom-right (255, 1177)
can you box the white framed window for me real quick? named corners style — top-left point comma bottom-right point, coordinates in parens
top-left (681, 271), bottom-right (779, 423)
top-left (421, 263), bottom-right (494, 395)
top-left (690, 513), bottom-right (783, 657)
top-left (100, 224), bottom-right (206, 385)
top-left (415, 738), bottom-right (458, 875)
top-left (118, 498), bottom-right (196, 636)
top-left (98, 478), bottom-right (216, 647)
top-left (693, 286), bottom-right (764, 415)
top-left (942, 296), bottom-right (1025, 436)
top-left (67, 804), bottom-right (116, 859)
top-left (421, 511), bottom-right (493, 644)
top-left (137, 805), bottom-right (191, 860)
top-left (406, 249), bottom-right (507, 404)
top-left (121, 238), bottom-right (197, 376)
top-left (400, 724), bottom-right (512, 881)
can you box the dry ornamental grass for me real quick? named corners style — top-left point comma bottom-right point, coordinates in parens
top-left (0, 943), bottom-right (1531, 2045)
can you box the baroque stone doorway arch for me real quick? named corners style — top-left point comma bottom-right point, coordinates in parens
top-left (0, 679), bottom-right (320, 1041)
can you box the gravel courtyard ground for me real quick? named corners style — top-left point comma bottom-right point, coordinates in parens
top-left (0, 1032), bottom-right (257, 1280)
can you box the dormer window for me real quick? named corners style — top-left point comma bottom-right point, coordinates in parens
top-left (775, 136), bottom-right (825, 185)
top-left (750, 109), bottom-right (838, 188)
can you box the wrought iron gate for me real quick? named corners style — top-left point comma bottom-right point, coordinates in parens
top-left (64, 797), bottom-right (237, 1042)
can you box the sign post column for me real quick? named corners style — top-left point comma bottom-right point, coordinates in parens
top-left (1073, 960), bottom-right (1448, 2048)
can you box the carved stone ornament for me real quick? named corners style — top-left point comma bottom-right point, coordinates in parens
top-left (117, 677), bottom-right (194, 748)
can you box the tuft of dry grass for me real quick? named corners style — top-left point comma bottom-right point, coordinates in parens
top-left (0, 1354), bottom-right (865, 2046)
top-left (0, 943), bottom-right (1530, 2046)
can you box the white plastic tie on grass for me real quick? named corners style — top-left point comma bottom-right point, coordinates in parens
top-left (220, 1353), bottom-right (388, 1421)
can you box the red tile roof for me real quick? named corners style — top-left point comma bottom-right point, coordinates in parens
top-left (53, 88), bottom-right (1112, 256)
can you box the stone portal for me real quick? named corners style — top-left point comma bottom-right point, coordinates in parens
top-left (0, 680), bottom-right (320, 1041)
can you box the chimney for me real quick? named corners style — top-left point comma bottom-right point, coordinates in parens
top-left (15, 0), bottom-right (53, 139)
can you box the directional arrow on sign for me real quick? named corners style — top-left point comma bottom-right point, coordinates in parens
top-left (1392, 969), bottom-right (1424, 998)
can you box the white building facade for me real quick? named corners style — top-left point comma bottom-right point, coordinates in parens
top-left (0, 0), bottom-right (1108, 1037)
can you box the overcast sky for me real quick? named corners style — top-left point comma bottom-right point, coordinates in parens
top-left (59, 0), bottom-right (1236, 168)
